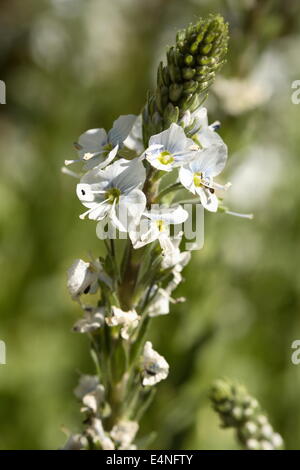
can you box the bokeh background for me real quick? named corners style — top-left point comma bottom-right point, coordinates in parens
top-left (1, 0), bottom-right (300, 450)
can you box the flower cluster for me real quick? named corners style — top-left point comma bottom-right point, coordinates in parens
top-left (61, 15), bottom-right (263, 451)
top-left (63, 102), bottom-right (229, 448)
top-left (210, 379), bottom-right (284, 450)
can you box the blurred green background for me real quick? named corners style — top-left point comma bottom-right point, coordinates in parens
top-left (1, 0), bottom-right (300, 450)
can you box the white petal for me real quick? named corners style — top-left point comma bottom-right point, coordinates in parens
top-left (83, 201), bottom-right (110, 221)
top-left (179, 165), bottom-right (196, 193)
top-left (111, 158), bottom-right (146, 192)
top-left (77, 128), bottom-right (108, 157)
top-left (67, 259), bottom-right (98, 298)
top-left (108, 115), bottom-right (137, 147)
top-left (129, 218), bottom-right (159, 248)
top-left (149, 123), bottom-right (193, 155)
top-left (141, 341), bottom-right (169, 386)
top-left (190, 144), bottom-right (228, 177)
top-left (197, 127), bottom-right (224, 149)
top-left (147, 288), bottom-right (170, 317)
top-left (74, 375), bottom-right (99, 400)
top-left (198, 187), bottom-right (219, 212)
top-left (110, 421), bottom-right (139, 449)
top-left (109, 200), bottom-right (127, 232)
top-left (83, 144), bottom-right (119, 171)
top-left (145, 205), bottom-right (188, 225)
top-left (123, 115), bottom-right (144, 153)
top-left (193, 107), bottom-right (208, 128)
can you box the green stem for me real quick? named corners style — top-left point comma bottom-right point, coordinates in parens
top-left (155, 182), bottom-right (182, 202)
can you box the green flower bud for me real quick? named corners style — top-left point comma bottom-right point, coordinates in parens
top-left (163, 103), bottom-right (179, 128)
top-left (142, 14), bottom-right (229, 144)
top-left (169, 83), bottom-right (183, 102)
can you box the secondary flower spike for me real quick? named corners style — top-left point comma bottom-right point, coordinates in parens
top-left (210, 379), bottom-right (284, 450)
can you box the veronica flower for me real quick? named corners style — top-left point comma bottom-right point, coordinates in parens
top-left (73, 306), bottom-right (105, 333)
top-left (179, 144), bottom-right (230, 212)
top-left (74, 375), bottom-right (100, 400)
top-left (141, 341), bottom-right (169, 386)
top-left (106, 306), bottom-right (140, 340)
top-left (86, 418), bottom-right (115, 450)
top-left (67, 258), bottom-right (109, 300)
top-left (65, 115), bottom-right (136, 170)
top-left (110, 421), bottom-right (139, 450)
top-left (129, 205), bottom-right (188, 254)
top-left (160, 231), bottom-right (191, 270)
top-left (62, 433), bottom-right (88, 450)
top-left (146, 244), bottom-right (191, 318)
top-left (74, 375), bottom-right (105, 414)
top-left (146, 287), bottom-right (170, 317)
top-left (76, 158), bottom-right (146, 232)
top-left (180, 107), bottom-right (223, 149)
top-left (144, 123), bottom-right (198, 172)
top-left (166, 249), bottom-right (191, 294)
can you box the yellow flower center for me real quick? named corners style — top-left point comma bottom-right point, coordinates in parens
top-left (156, 220), bottom-right (165, 232)
top-left (193, 172), bottom-right (204, 187)
top-left (105, 187), bottom-right (121, 204)
top-left (158, 151), bottom-right (174, 165)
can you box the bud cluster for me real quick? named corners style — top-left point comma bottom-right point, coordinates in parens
top-left (210, 379), bottom-right (284, 450)
top-left (143, 14), bottom-right (229, 142)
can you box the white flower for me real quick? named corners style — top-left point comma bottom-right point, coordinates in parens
top-left (106, 306), bottom-right (140, 340)
top-left (129, 206), bottom-right (188, 254)
top-left (146, 287), bottom-right (170, 317)
top-left (81, 385), bottom-right (105, 414)
top-left (141, 341), bottom-right (169, 386)
top-left (67, 258), bottom-right (105, 300)
top-left (65, 115), bottom-right (137, 170)
top-left (144, 123), bottom-right (198, 172)
top-left (74, 375), bottom-right (105, 414)
top-left (77, 158), bottom-right (146, 233)
top-left (74, 374), bottom-right (100, 400)
top-left (146, 245), bottom-right (190, 317)
top-left (110, 420), bottom-right (139, 450)
top-left (73, 306), bottom-right (105, 333)
top-left (166, 245), bottom-right (191, 292)
top-left (86, 418), bottom-right (115, 450)
top-left (180, 107), bottom-right (223, 149)
top-left (179, 144), bottom-right (229, 212)
top-left (160, 231), bottom-right (191, 270)
top-left (62, 433), bottom-right (88, 450)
